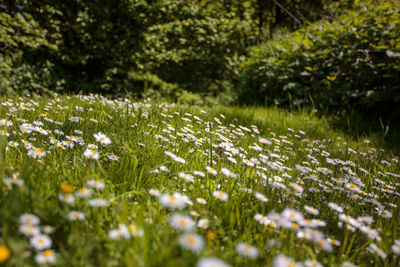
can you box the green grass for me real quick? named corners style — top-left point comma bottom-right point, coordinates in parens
top-left (0, 95), bottom-right (399, 266)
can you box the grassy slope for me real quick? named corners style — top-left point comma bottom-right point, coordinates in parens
top-left (0, 95), bottom-right (399, 266)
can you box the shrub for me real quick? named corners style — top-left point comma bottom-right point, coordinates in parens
top-left (238, 1), bottom-right (400, 118)
top-left (0, 12), bottom-right (60, 95)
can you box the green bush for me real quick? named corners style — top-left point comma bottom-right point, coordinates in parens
top-left (0, 12), bottom-right (60, 95)
top-left (238, 1), bottom-right (400, 118)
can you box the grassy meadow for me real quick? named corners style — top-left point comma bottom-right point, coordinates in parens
top-left (0, 94), bottom-right (399, 266)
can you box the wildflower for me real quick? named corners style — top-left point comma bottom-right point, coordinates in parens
top-left (338, 214), bottom-right (359, 227)
top-left (328, 202), bottom-right (343, 213)
top-left (165, 151), bottom-right (186, 164)
top-left (76, 188), bottom-right (92, 198)
top-left (58, 193), bottom-right (75, 204)
top-left (290, 183), bottom-right (304, 193)
top-left (206, 166), bottom-right (218, 176)
top-left (392, 243), bottom-right (400, 255)
top-left (304, 260), bottom-right (323, 267)
top-left (0, 245), bottom-right (11, 263)
top-left (94, 132), bottom-right (111, 145)
top-left (242, 187), bottom-right (253, 193)
top-left (60, 183), bottom-right (73, 193)
top-left (273, 254), bottom-right (302, 267)
top-left (255, 192), bottom-right (268, 202)
top-left (170, 213), bottom-right (196, 232)
top-left (235, 242), bottom-right (259, 259)
top-left (67, 211), bottom-right (85, 221)
top-left (35, 127), bottom-right (49, 135)
top-left (83, 149), bottom-right (99, 160)
top-left (19, 214), bottom-right (40, 225)
top-left (148, 189), bottom-right (160, 197)
top-left (4, 173), bottom-right (24, 187)
top-left (30, 234), bottom-right (52, 250)
top-left (378, 209), bottom-right (392, 218)
top-left (221, 168), bottom-right (238, 178)
top-left (196, 257), bottom-right (230, 267)
top-left (314, 238), bottom-right (333, 252)
top-left (107, 154), bottom-right (120, 161)
top-left (159, 193), bottom-right (187, 209)
top-left (19, 225), bottom-right (40, 236)
top-left (27, 148), bottom-right (46, 159)
top-left (254, 214), bottom-right (270, 225)
top-left (212, 191), bottom-right (228, 201)
top-left (42, 226), bottom-right (55, 235)
top-left (159, 166), bottom-right (170, 172)
top-left (108, 224), bottom-right (130, 240)
top-left (87, 180), bottom-right (105, 189)
top-left (198, 219), bottom-right (209, 229)
top-left (35, 250), bottom-right (57, 264)
top-left (282, 208), bottom-right (304, 223)
top-left (196, 198), bottom-right (207, 205)
top-left (89, 198), bottom-right (109, 207)
top-left (367, 243), bottom-right (387, 259)
top-left (304, 206), bottom-right (319, 216)
top-left (178, 233), bottom-right (205, 253)
top-left (206, 230), bottom-right (215, 241)
top-left (87, 144), bottom-right (98, 150)
top-left (178, 172), bottom-right (194, 183)
top-left (360, 226), bottom-right (381, 241)
top-left (190, 211), bottom-right (200, 217)
top-left (8, 141), bottom-right (18, 147)
top-left (128, 224), bottom-right (144, 237)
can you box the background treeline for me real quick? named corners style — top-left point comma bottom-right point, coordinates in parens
top-left (1, 0), bottom-right (399, 119)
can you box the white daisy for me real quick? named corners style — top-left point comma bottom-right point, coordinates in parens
top-left (30, 234), bottom-right (52, 250)
top-left (67, 211), bottom-right (85, 221)
top-left (273, 254), bottom-right (302, 267)
top-left (87, 180), bottom-right (105, 189)
top-left (89, 198), bottom-right (109, 207)
top-left (170, 213), bottom-right (196, 232)
top-left (196, 198), bottom-right (207, 205)
top-left (159, 193), bottom-right (187, 210)
top-left (75, 188), bottom-right (92, 198)
top-left (58, 193), bottom-right (75, 204)
top-left (197, 218), bottom-right (209, 229)
top-left (83, 149), bottom-right (99, 160)
top-left (235, 242), bottom-right (259, 259)
top-left (93, 132), bottom-right (111, 145)
top-left (19, 214), bottom-right (40, 225)
top-left (19, 224), bottom-right (41, 236)
top-left (108, 224), bottom-right (130, 240)
top-left (212, 191), bottom-right (228, 201)
top-left (35, 250), bottom-right (57, 264)
top-left (178, 233), bottom-right (205, 253)
top-left (197, 257), bottom-right (230, 267)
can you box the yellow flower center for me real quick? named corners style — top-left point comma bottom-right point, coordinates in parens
top-left (43, 250), bottom-right (53, 257)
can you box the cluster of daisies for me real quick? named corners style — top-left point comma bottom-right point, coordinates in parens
top-left (139, 100), bottom-right (399, 264)
top-left (18, 214), bottom-right (56, 264)
top-left (1, 95), bottom-right (400, 266)
top-left (59, 180), bottom-right (110, 221)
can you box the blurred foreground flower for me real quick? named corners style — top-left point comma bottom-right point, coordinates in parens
top-left (0, 245), bottom-right (11, 263)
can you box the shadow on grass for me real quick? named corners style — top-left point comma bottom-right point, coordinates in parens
top-left (329, 110), bottom-right (400, 155)
top-left (210, 104), bottom-right (400, 156)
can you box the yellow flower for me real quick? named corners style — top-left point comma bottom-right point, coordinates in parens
top-left (60, 183), bottom-right (73, 193)
top-left (206, 230), bottom-right (215, 241)
top-left (0, 245), bottom-right (11, 263)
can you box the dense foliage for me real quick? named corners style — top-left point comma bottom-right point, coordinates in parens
top-left (0, 11), bottom-right (59, 95)
top-left (1, 0), bottom-right (331, 96)
top-left (238, 1), bottom-right (400, 118)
